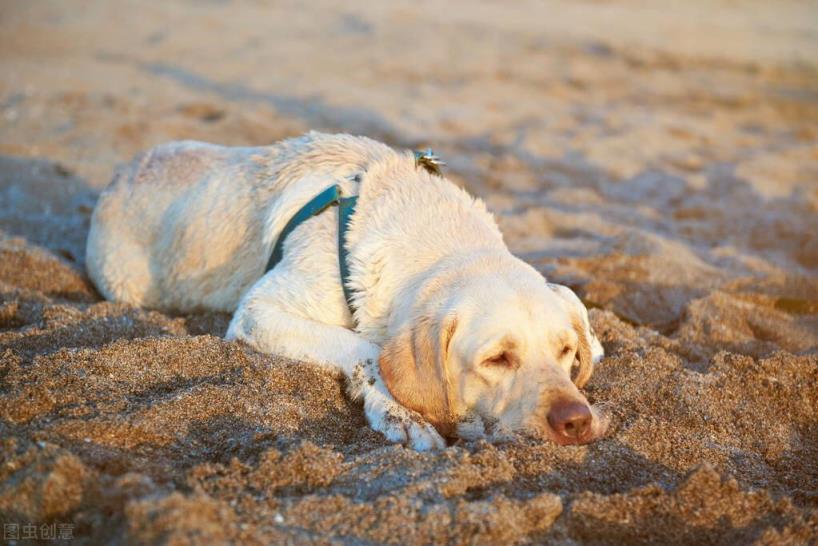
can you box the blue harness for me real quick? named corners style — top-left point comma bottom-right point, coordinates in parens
top-left (262, 150), bottom-right (443, 324)
top-left (264, 185), bottom-right (359, 317)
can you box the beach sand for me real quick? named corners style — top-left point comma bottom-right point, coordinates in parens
top-left (1, 1), bottom-right (817, 543)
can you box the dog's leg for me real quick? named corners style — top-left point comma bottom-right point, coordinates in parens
top-left (226, 304), bottom-right (446, 450)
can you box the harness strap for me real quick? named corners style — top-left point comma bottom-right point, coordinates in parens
top-left (337, 194), bottom-right (358, 313)
top-left (264, 184), bottom-right (358, 320)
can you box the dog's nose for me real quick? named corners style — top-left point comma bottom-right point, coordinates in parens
top-left (547, 400), bottom-right (592, 442)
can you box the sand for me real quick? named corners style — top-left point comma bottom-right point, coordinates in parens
top-left (1, 0), bottom-right (817, 544)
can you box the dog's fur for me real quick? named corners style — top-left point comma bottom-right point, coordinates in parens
top-left (87, 132), bottom-right (606, 449)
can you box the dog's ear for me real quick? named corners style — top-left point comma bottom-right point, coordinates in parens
top-left (547, 283), bottom-right (603, 388)
top-left (379, 313), bottom-right (458, 436)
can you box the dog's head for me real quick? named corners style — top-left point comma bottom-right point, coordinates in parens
top-left (379, 261), bottom-right (606, 445)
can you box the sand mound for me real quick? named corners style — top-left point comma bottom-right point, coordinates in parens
top-left (1, 154), bottom-right (816, 544)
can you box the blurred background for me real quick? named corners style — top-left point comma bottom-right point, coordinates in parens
top-left (1, 0), bottom-right (817, 348)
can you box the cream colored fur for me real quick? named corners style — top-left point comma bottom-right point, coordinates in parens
top-left (87, 132), bottom-right (605, 450)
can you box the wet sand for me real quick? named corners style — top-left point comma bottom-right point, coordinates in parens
top-left (1, 1), bottom-right (817, 543)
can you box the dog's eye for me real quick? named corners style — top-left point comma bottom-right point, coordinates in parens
top-left (482, 351), bottom-right (518, 369)
top-left (559, 345), bottom-right (574, 359)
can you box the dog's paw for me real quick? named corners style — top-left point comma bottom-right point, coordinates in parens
top-left (348, 358), bottom-right (445, 451)
top-left (363, 391), bottom-right (445, 451)
top-left (369, 404), bottom-right (446, 451)
top-left (456, 412), bottom-right (517, 444)
top-left (455, 412), bottom-right (488, 440)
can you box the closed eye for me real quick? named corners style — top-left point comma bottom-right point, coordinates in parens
top-left (560, 345), bottom-right (574, 358)
top-left (482, 350), bottom-right (519, 369)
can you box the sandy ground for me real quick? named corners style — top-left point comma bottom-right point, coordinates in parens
top-left (1, 0), bottom-right (818, 544)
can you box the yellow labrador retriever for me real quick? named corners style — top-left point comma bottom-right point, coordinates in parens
top-left (86, 132), bottom-right (607, 450)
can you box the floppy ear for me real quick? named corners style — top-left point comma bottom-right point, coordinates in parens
top-left (547, 283), bottom-right (603, 388)
top-left (571, 315), bottom-right (594, 388)
top-left (379, 314), bottom-right (458, 436)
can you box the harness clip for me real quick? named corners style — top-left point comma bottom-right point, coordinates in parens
top-left (414, 148), bottom-right (445, 176)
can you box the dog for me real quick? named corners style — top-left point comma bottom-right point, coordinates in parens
top-left (86, 132), bottom-right (607, 450)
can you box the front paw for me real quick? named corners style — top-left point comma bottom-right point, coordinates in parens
top-left (364, 394), bottom-right (445, 451)
top-left (456, 412), bottom-right (515, 443)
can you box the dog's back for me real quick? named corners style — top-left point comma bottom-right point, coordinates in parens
top-left (86, 140), bottom-right (282, 312)
top-left (86, 133), bottom-right (395, 313)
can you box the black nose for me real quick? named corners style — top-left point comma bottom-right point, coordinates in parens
top-left (547, 400), bottom-right (592, 441)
